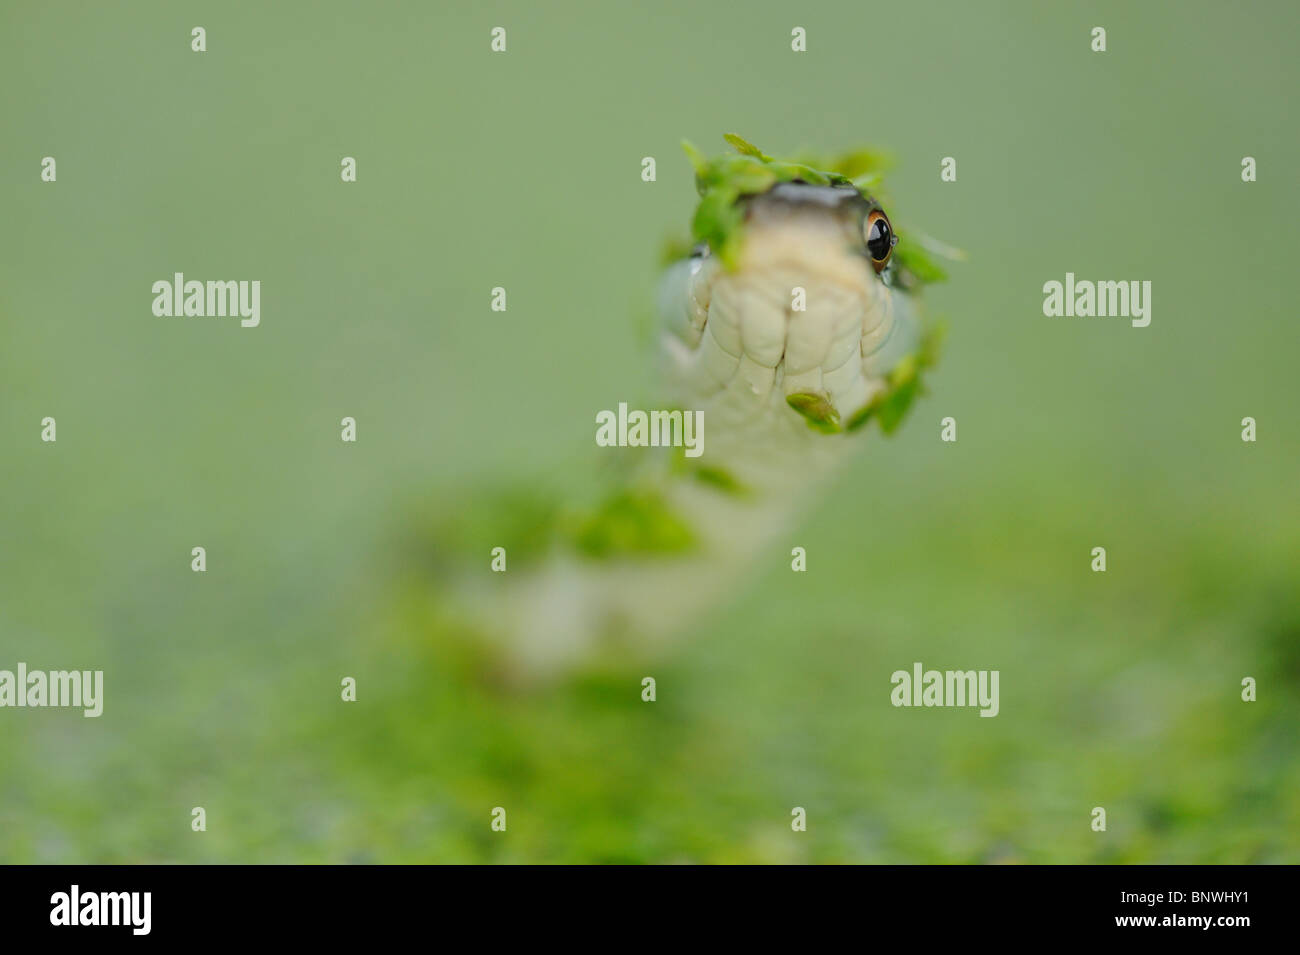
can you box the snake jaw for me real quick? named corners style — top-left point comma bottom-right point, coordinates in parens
top-left (660, 183), bottom-right (920, 452)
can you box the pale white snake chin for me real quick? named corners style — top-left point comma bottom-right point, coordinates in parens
top-left (483, 188), bottom-right (920, 677)
top-left (659, 191), bottom-right (918, 498)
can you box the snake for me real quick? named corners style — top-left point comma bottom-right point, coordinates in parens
top-left (447, 135), bottom-right (948, 679)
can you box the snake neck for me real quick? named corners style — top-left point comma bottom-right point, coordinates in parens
top-left (471, 204), bottom-right (921, 678)
top-left (484, 444), bottom-right (851, 680)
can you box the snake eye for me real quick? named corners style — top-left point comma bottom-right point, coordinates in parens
top-left (864, 210), bottom-right (896, 272)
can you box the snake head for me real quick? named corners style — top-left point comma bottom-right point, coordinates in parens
top-left (682, 135), bottom-right (946, 291)
top-left (662, 137), bottom-right (947, 442)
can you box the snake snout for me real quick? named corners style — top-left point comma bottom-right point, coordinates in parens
top-left (661, 209), bottom-right (913, 438)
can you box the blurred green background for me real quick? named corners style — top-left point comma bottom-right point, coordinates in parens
top-left (2, 0), bottom-right (1297, 862)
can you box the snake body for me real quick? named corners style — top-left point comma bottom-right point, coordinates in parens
top-left (462, 139), bottom-right (940, 677)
